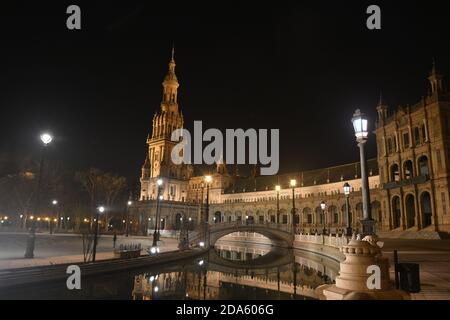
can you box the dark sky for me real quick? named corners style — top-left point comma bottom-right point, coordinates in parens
top-left (0, 1), bottom-right (449, 183)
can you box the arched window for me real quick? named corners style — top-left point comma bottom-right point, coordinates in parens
top-left (403, 160), bottom-right (414, 179)
top-left (418, 156), bottom-right (429, 176)
top-left (420, 192), bottom-right (432, 227)
top-left (392, 196), bottom-right (401, 229)
top-left (303, 208), bottom-right (312, 224)
top-left (390, 164), bottom-right (400, 182)
top-left (329, 206), bottom-right (338, 224)
top-left (405, 194), bottom-right (415, 228)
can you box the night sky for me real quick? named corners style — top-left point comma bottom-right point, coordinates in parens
top-left (0, 1), bottom-right (449, 184)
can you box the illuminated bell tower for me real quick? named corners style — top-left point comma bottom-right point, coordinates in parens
top-left (140, 47), bottom-right (193, 201)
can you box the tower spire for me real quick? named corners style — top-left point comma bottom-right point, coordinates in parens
top-left (171, 43), bottom-right (175, 61)
top-left (376, 91), bottom-right (388, 123)
top-left (428, 58), bottom-right (444, 94)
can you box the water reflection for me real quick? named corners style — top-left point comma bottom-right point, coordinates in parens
top-left (132, 242), bottom-right (337, 300)
top-left (1, 240), bottom-right (338, 300)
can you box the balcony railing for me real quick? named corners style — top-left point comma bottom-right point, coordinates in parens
top-left (383, 174), bottom-right (429, 190)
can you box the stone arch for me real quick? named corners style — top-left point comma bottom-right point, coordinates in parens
top-left (214, 211), bottom-right (222, 223)
top-left (224, 211), bottom-right (232, 222)
top-left (256, 210), bottom-right (265, 224)
top-left (315, 206), bottom-right (323, 224)
top-left (303, 207), bottom-right (312, 224)
top-left (405, 194), bottom-right (415, 228)
top-left (328, 205), bottom-right (338, 224)
top-left (420, 191), bottom-right (432, 228)
top-left (392, 196), bottom-right (401, 229)
top-left (279, 208), bottom-right (288, 224)
top-left (268, 209), bottom-right (276, 223)
top-left (245, 210), bottom-right (254, 224)
top-left (235, 210), bottom-right (242, 223)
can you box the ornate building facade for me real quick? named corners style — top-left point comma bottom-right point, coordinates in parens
top-left (130, 53), bottom-right (449, 239)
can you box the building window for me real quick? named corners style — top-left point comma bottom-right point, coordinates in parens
top-left (390, 164), bottom-right (400, 182)
top-left (414, 127), bottom-right (421, 146)
top-left (387, 137), bottom-right (394, 154)
top-left (418, 156), bottom-right (429, 176)
top-left (403, 132), bottom-right (410, 149)
top-left (421, 125), bottom-right (427, 142)
top-left (403, 160), bottom-right (413, 179)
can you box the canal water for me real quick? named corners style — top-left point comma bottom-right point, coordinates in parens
top-left (1, 239), bottom-right (339, 300)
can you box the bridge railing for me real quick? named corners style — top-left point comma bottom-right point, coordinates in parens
top-left (295, 233), bottom-right (349, 249)
top-left (209, 221), bottom-right (291, 233)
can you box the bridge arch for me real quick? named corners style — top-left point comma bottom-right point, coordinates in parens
top-left (208, 222), bottom-right (293, 248)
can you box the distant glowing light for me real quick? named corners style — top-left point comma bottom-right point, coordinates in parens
top-left (40, 133), bottom-right (53, 145)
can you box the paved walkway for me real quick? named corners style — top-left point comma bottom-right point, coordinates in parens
top-left (0, 232), bottom-right (179, 270)
top-left (381, 239), bottom-right (450, 300)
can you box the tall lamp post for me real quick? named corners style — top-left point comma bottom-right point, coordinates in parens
top-left (290, 179), bottom-right (297, 235)
top-left (152, 178), bottom-right (163, 247)
top-left (343, 182), bottom-right (352, 237)
top-left (92, 206), bottom-right (105, 262)
top-left (25, 133), bottom-right (53, 259)
top-left (275, 185), bottom-right (281, 224)
top-left (320, 201), bottom-right (326, 236)
top-left (204, 175), bottom-right (212, 246)
top-left (51, 200), bottom-right (58, 234)
top-left (320, 201), bottom-right (327, 245)
top-left (351, 109), bottom-right (375, 236)
top-left (125, 200), bottom-right (132, 237)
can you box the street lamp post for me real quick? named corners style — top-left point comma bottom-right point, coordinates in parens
top-left (25, 133), bottom-right (53, 259)
top-left (352, 109), bottom-right (375, 236)
top-left (125, 200), bottom-right (132, 237)
top-left (51, 200), bottom-right (58, 234)
top-left (344, 182), bottom-right (352, 237)
top-left (290, 179), bottom-right (297, 235)
top-left (204, 175), bottom-right (212, 246)
top-left (275, 185), bottom-right (281, 224)
top-left (92, 206), bottom-right (105, 262)
top-left (152, 178), bottom-right (163, 247)
top-left (320, 200), bottom-right (326, 236)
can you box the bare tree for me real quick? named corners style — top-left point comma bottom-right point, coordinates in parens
top-left (75, 168), bottom-right (127, 231)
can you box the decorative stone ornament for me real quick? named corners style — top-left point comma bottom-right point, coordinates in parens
top-left (315, 234), bottom-right (410, 300)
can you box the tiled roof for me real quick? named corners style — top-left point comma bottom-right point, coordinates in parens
top-left (224, 159), bottom-right (378, 194)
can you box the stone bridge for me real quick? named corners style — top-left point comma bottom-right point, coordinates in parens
top-left (188, 222), bottom-right (294, 248)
